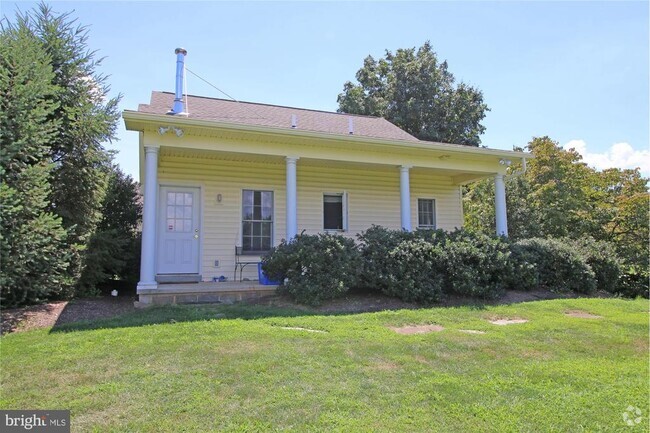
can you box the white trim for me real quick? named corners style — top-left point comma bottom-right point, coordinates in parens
top-left (416, 197), bottom-right (437, 230)
top-left (239, 188), bottom-right (276, 254)
top-left (322, 191), bottom-right (348, 233)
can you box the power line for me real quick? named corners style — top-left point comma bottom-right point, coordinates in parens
top-left (185, 67), bottom-right (241, 102)
top-left (184, 67), bottom-right (268, 121)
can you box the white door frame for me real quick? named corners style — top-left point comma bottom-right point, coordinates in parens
top-left (156, 182), bottom-right (204, 276)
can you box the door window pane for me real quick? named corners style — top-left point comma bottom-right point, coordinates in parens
top-left (166, 191), bottom-right (194, 232)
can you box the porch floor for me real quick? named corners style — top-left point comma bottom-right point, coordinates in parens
top-left (136, 281), bottom-right (278, 307)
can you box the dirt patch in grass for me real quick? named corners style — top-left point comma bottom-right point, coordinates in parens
top-left (489, 318), bottom-right (529, 325)
top-left (459, 329), bottom-right (486, 334)
top-left (521, 349), bottom-right (553, 360)
top-left (413, 355), bottom-right (432, 365)
top-left (389, 324), bottom-right (444, 334)
top-left (370, 361), bottom-right (401, 371)
top-left (1, 296), bottom-right (136, 335)
top-left (564, 310), bottom-right (602, 319)
top-left (1, 301), bottom-right (68, 335)
top-left (277, 326), bottom-right (327, 333)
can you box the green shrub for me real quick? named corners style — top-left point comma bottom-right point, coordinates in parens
top-left (358, 227), bottom-right (509, 301)
top-left (569, 238), bottom-right (622, 293)
top-left (356, 225), bottom-right (417, 291)
top-left (511, 238), bottom-right (596, 293)
top-left (383, 238), bottom-right (446, 304)
top-left (261, 233), bottom-right (362, 306)
top-left (506, 242), bottom-right (540, 291)
top-left (441, 230), bottom-right (510, 299)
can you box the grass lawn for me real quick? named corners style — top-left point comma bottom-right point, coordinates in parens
top-left (1, 298), bottom-right (648, 432)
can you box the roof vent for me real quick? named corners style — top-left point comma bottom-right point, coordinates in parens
top-left (348, 117), bottom-right (354, 135)
top-left (168, 48), bottom-right (188, 115)
top-left (291, 114), bottom-right (297, 129)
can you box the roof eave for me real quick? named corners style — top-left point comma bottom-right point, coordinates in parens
top-left (122, 110), bottom-right (533, 160)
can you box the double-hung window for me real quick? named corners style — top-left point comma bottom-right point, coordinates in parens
top-left (417, 198), bottom-right (436, 229)
top-left (323, 193), bottom-right (347, 231)
top-left (242, 190), bottom-right (273, 253)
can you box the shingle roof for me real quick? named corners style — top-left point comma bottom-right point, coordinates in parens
top-left (137, 91), bottom-right (419, 142)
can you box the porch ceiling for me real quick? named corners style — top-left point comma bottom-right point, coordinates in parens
top-left (159, 147), bottom-right (496, 185)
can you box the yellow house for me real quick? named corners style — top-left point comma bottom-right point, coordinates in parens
top-left (123, 48), bottom-right (529, 306)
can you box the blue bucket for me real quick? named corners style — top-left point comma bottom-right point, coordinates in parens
top-left (258, 263), bottom-right (280, 285)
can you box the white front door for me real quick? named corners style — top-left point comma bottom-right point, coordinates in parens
top-left (157, 186), bottom-right (201, 274)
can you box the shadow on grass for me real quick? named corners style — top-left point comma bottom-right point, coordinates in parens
top-left (49, 302), bottom-right (348, 334)
top-left (48, 293), bottom-right (496, 334)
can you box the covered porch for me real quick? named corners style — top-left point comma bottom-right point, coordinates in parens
top-left (125, 107), bottom-right (525, 307)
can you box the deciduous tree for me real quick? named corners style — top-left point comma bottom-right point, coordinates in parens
top-left (463, 136), bottom-right (649, 269)
top-left (337, 41), bottom-right (489, 146)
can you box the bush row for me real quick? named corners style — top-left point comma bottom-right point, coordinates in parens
top-left (262, 226), bottom-right (643, 305)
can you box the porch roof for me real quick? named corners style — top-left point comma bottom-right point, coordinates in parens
top-left (136, 91), bottom-right (419, 142)
top-left (124, 93), bottom-right (532, 185)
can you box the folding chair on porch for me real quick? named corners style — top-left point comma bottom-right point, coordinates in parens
top-left (233, 246), bottom-right (260, 282)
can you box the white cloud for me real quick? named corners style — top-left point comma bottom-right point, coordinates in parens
top-left (563, 139), bottom-right (650, 176)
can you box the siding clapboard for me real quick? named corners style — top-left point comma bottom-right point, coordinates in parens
top-left (158, 154), bottom-right (463, 281)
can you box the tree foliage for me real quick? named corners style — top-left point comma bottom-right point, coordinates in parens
top-left (78, 166), bottom-right (142, 293)
top-left (464, 136), bottom-right (649, 270)
top-left (1, 3), bottom-right (135, 306)
top-left (27, 3), bottom-right (121, 284)
top-left (0, 17), bottom-right (72, 305)
top-left (337, 41), bottom-right (489, 146)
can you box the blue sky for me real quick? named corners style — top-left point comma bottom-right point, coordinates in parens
top-left (5, 1), bottom-right (649, 180)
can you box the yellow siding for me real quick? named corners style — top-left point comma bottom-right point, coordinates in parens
top-left (158, 154), bottom-right (463, 281)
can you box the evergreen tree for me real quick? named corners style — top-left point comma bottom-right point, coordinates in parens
top-left (19, 3), bottom-right (121, 290)
top-left (79, 166), bottom-right (142, 292)
top-left (1, 3), bottom-right (126, 304)
top-left (0, 17), bottom-right (71, 305)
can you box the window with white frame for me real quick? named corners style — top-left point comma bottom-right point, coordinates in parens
top-left (242, 190), bottom-right (273, 252)
top-left (323, 193), bottom-right (347, 231)
top-left (417, 198), bottom-right (436, 229)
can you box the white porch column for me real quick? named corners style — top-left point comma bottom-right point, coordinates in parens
top-left (399, 165), bottom-right (412, 231)
top-left (286, 157), bottom-right (299, 240)
top-left (138, 146), bottom-right (160, 290)
top-left (495, 174), bottom-right (508, 237)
